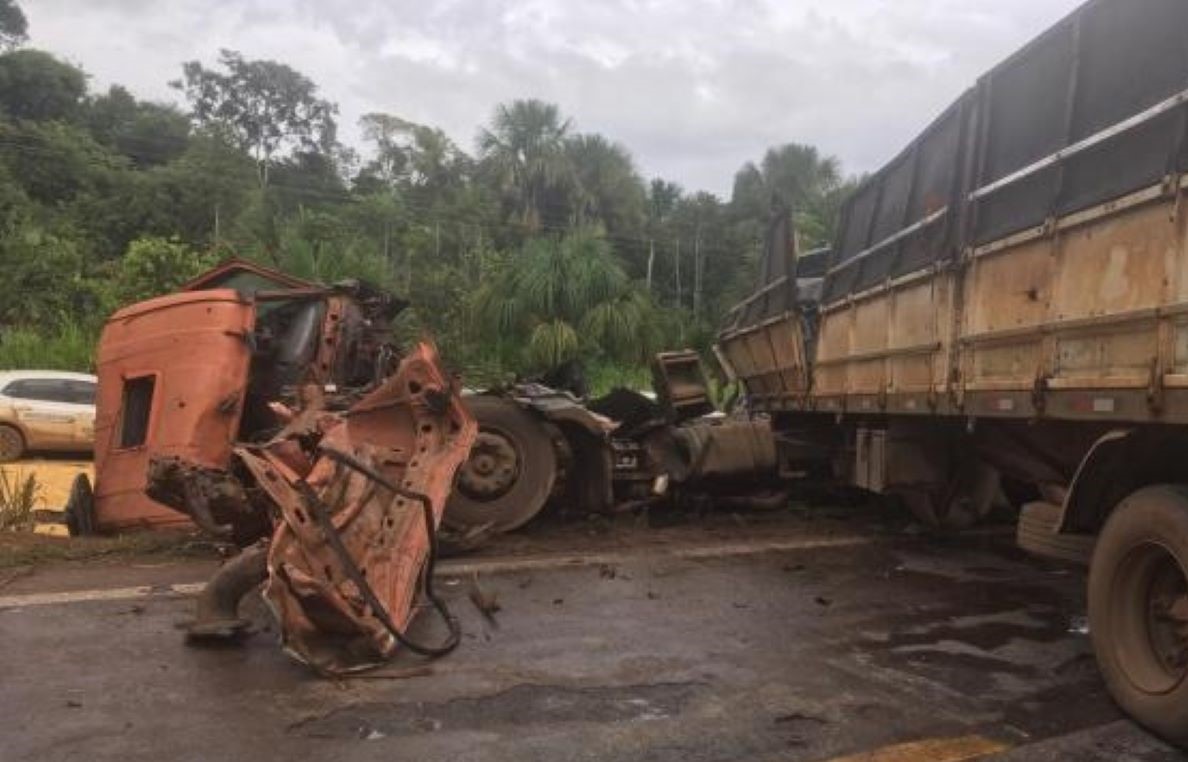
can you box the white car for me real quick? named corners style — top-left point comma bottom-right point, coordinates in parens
top-left (0, 370), bottom-right (96, 462)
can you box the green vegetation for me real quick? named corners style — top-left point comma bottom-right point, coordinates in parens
top-left (0, 469), bottom-right (38, 531)
top-left (0, 3), bottom-right (853, 392)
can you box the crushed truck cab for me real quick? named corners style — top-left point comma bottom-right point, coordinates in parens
top-left (85, 261), bottom-right (475, 673)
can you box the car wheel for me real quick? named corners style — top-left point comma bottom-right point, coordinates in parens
top-left (0, 424), bottom-right (25, 462)
top-left (1089, 484), bottom-right (1188, 746)
top-left (445, 396), bottom-right (557, 533)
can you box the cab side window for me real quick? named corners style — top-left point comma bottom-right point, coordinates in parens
top-left (119, 376), bottom-right (156, 448)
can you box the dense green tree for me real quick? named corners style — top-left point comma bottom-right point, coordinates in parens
top-left (731, 142), bottom-right (842, 249)
top-left (566, 133), bottom-right (646, 235)
top-left (0, 44), bottom-right (855, 388)
top-left (0, 226), bottom-right (103, 326)
top-left (172, 49), bottom-right (338, 189)
top-left (0, 49), bottom-right (85, 122)
top-left (478, 99), bottom-right (574, 233)
top-left (145, 133), bottom-right (256, 246)
top-left (114, 236), bottom-right (217, 302)
top-left (0, 0), bottom-right (27, 51)
top-left (86, 85), bottom-right (190, 167)
top-left (472, 232), bottom-right (655, 370)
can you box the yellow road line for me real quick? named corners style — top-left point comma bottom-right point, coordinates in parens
top-left (820, 735), bottom-right (1009, 762)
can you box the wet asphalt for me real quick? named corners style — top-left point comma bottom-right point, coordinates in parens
top-left (0, 509), bottom-right (1184, 761)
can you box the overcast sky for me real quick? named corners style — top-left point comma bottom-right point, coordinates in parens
top-left (24, 0), bottom-right (1083, 195)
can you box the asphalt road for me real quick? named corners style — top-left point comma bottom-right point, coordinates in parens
top-left (0, 510), bottom-right (1183, 761)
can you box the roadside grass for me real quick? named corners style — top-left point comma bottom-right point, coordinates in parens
top-left (0, 530), bottom-right (221, 570)
top-left (0, 470), bottom-right (40, 532)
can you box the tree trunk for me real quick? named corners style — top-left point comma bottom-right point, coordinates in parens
top-left (674, 238), bottom-right (682, 310)
top-left (646, 239), bottom-right (655, 293)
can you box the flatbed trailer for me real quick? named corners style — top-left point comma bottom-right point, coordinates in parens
top-left (719, 0), bottom-right (1188, 744)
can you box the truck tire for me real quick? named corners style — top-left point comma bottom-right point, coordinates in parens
top-left (1089, 485), bottom-right (1188, 746)
top-left (445, 396), bottom-right (557, 533)
top-left (64, 473), bottom-right (96, 536)
top-left (1017, 501), bottom-right (1095, 565)
top-left (0, 424), bottom-right (25, 462)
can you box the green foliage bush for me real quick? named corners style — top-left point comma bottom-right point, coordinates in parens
top-left (0, 320), bottom-right (96, 371)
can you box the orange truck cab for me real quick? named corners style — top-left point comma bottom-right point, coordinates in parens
top-left (84, 260), bottom-right (403, 534)
top-left (93, 289), bottom-right (255, 531)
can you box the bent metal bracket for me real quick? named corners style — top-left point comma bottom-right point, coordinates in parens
top-left (150, 342), bottom-right (476, 674)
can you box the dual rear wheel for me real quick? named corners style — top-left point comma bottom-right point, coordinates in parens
top-left (1090, 485), bottom-right (1188, 745)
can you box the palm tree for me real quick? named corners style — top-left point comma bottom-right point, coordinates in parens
top-left (565, 133), bottom-right (646, 233)
top-left (477, 99), bottom-right (574, 232)
top-left (472, 232), bottom-right (654, 370)
top-left (760, 143), bottom-right (840, 210)
top-left (731, 142), bottom-right (843, 249)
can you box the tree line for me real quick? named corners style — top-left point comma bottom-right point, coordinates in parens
top-left (0, 0), bottom-right (854, 391)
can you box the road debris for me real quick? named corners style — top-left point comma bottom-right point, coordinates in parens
top-left (467, 573), bottom-right (501, 626)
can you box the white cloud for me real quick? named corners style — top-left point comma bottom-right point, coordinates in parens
top-left (22, 0), bottom-right (1084, 194)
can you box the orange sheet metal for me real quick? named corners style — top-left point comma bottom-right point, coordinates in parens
top-left (94, 289), bottom-right (254, 532)
top-left (237, 342), bottom-right (475, 673)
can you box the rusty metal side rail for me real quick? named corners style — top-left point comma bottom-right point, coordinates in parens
top-left (969, 86), bottom-right (1188, 202)
top-left (826, 207), bottom-right (949, 278)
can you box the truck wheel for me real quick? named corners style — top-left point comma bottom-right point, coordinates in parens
top-left (1017, 501), bottom-right (1095, 565)
top-left (0, 424), bottom-right (25, 462)
top-left (445, 396), bottom-right (557, 533)
top-left (1089, 485), bottom-right (1188, 745)
top-left (64, 473), bottom-right (96, 536)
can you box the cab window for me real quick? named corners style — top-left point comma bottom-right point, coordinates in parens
top-left (119, 375), bottom-right (156, 448)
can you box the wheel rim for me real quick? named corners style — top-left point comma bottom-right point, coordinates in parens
top-left (1110, 540), bottom-right (1188, 695)
top-left (0, 428), bottom-right (21, 461)
top-left (456, 428), bottom-right (521, 502)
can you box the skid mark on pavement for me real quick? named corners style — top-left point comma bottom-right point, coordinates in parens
top-left (0, 534), bottom-right (873, 610)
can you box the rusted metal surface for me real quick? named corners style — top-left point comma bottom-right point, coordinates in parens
top-left (246, 343), bottom-right (474, 673)
top-left (651, 350), bottom-right (714, 422)
top-left (149, 343), bottom-right (475, 673)
top-left (643, 420), bottom-right (776, 485)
